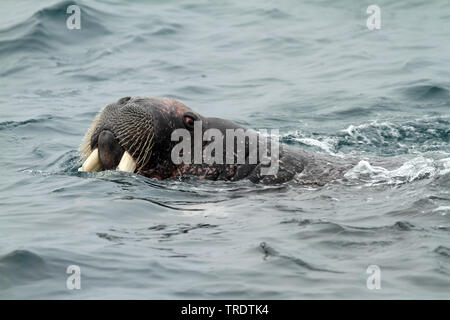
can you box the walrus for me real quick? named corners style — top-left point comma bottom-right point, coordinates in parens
top-left (78, 96), bottom-right (358, 185)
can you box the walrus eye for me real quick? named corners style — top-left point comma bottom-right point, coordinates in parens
top-left (183, 114), bottom-right (196, 129)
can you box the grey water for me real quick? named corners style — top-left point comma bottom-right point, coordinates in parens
top-left (0, 0), bottom-right (449, 299)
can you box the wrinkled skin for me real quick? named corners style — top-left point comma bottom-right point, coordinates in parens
top-left (79, 96), bottom-right (359, 185)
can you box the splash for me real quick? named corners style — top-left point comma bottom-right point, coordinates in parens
top-left (343, 156), bottom-right (446, 186)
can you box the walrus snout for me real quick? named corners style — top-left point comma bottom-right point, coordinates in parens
top-left (78, 97), bottom-right (152, 173)
top-left (98, 130), bottom-right (124, 169)
top-left (79, 128), bottom-right (138, 173)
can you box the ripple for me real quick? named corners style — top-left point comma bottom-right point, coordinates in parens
top-left (434, 246), bottom-right (450, 258)
top-left (96, 223), bottom-right (221, 245)
top-left (401, 85), bottom-right (450, 101)
top-left (0, 0), bottom-right (111, 57)
top-left (0, 250), bottom-right (50, 289)
top-left (281, 218), bottom-right (420, 233)
top-left (259, 242), bottom-right (342, 273)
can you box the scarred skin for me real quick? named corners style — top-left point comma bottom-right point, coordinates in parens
top-left (80, 96), bottom-right (359, 185)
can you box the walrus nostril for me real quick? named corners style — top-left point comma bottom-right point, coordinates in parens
top-left (98, 130), bottom-right (124, 169)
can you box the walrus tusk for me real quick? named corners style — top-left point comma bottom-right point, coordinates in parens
top-left (117, 151), bottom-right (137, 173)
top-left (78, 148), bottom-right (102, 172)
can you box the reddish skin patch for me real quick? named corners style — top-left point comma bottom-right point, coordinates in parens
top-left (158, 98), bottom-right (193, 116)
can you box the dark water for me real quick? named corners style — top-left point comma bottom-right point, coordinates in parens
top-left (1, 0), bottom-right (449, 299)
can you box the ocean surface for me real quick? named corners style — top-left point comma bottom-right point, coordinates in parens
top-left (0, 0), bottom-right (449, 299)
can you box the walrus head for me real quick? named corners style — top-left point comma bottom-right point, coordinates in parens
top-left (79, 96), bottom-right (253, 180)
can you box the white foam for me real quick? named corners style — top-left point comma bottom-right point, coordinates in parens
top-left (344, 156), bottom-right (438, 186)
top-left (437, 157), bottom-right (450, 176)
top-left (280, 131), bottom-right (338, 155)
top-left (433, 206), bottom-right (450, 212)
top-left (294, 137), bottom-right (335, 154)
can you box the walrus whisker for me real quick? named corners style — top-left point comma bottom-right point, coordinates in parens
top-left (78, 107), bottom-right (105, 162)
top-left (137, 134), bottom-right (154, 172)
top-left (135, 132), bottom-right (152, 171)
top-left (119, 125), bottom-right (143, 157)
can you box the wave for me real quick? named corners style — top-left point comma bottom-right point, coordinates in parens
top-left (0, 116), bottom-right (54, 131)
top-left (342, 156), bottom-right (450, 186)
top-left (0, 250), bottom-right (50, 290)
top-left (400, 85), bottom-right (450, 101)
top-left (338, 118), bottom-right (450, 155)
top-left (281, 116), bottom-right (450, 156)
top-left (281, 218), bottom-right (420, 233)
top-left (258, 242), bottom-right (341, 273)
top-left (97, 223), bottom-right (219, 245)
top-left (0, 0), bottom-right (111, 57)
